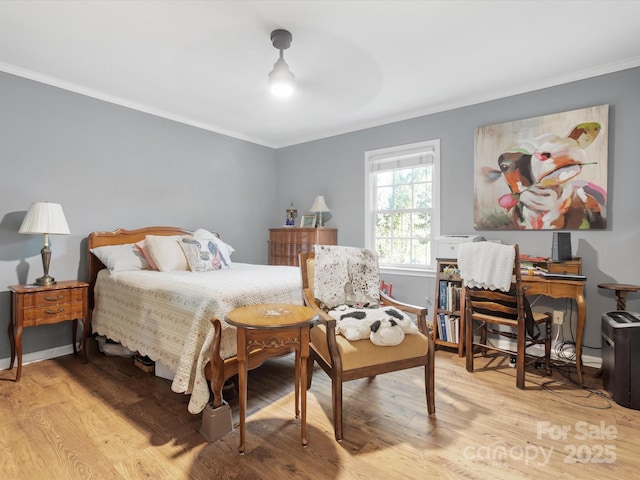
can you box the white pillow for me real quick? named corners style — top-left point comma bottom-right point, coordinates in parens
top-left (90, 243), bottom-right (147, 273)
top-left (145, 235), bottom-right (189, 272)
top-left (192, 229), bottom-right (234, 267)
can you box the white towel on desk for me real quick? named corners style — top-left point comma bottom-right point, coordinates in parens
top-left (458, 242), bottom-right (515, 292)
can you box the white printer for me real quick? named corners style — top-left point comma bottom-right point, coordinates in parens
top-left (436, 235), bottom-right (485, 260)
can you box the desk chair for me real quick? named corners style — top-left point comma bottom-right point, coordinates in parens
top-left (459, 243), bottom-right (552, 389)
top-left (299, 247), bottom-right (435, 441)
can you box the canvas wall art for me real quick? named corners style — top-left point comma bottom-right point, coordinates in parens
top-left (474, 105), bottom-right (608, 230)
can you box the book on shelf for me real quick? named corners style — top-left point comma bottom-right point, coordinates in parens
top-left (438, 281), bottom-right (447, 309)
top-left (453, 316), bottom-right (459, 344)
top-left (438, 313), bottom-right (447, 342)
top-left (445, 315), bottom-right (454, 343)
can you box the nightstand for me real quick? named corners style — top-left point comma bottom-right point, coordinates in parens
top-left (8, 280), bottom-right (89, 381)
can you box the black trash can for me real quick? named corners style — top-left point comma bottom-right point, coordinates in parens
top-left (601, 311), bottom-right (640, 410)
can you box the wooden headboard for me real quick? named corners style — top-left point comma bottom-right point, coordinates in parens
top-left (87, 226), bottom-right (192, 309)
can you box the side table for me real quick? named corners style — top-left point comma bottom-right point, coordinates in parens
top-left (225, 303), bottom-right (318, 454)
top-left (8, 280), bottom-right (89, 381)
top-left (598, 283), bottom-right (640, 311)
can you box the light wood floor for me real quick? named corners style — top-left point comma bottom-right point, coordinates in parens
top-left (1, 340), bottom-right (638, 480)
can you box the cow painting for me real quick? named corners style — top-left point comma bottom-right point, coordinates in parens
top-left (474, 106), bottom-right (608, 230)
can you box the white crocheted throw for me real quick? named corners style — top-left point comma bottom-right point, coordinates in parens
top-left (458, 242), bottom-right (515, 292)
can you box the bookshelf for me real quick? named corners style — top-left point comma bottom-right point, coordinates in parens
top-left (433, 258), bottom-right (464, 356)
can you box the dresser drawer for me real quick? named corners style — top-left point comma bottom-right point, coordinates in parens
top-left (268, 227), bottom-right (337, 266)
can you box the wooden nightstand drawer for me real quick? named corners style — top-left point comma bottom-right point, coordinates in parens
top-left (22, 288), bottom-right (83, 307)
top-left (23, 301), bottom-right (85, 326)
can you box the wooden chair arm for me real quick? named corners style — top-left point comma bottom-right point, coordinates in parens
top-left (302, 288), bottom-right (336, 328)
top-left (380, 291), bottom-right (430, 335)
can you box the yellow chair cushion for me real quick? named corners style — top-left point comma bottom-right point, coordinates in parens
top-left (310, 323), bottom-right (430, 371)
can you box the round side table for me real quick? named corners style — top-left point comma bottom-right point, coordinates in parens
top-left (597, 283), bottom-right (640, 311)
top-left (225, 303), bottom-right (318, 454)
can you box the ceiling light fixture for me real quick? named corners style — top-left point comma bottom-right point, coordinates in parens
top-left (269, 29), bottom-right (294, 97)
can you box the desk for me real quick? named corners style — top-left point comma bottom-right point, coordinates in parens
top-left (225, 304), bottom-right (318, 454)
top-left (523, 275), bottom-right (586, 384)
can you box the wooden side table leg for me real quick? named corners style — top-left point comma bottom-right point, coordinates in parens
top-left (294, 349), bottom-right (300, 418)
top-left (237, 328), bottom-right (248, 454)
top-left (80, 317), bottom-right (89, 363)
top-left (72, 319), bottom-right (79, 355)
top-left (616, 291), bottom-right (628, 311)
top-left (8, 318), bottom-right (16, 371)
top-left (300, 327), bottom-right (309, 447)
top-left (15, 325), bottom-right (24, 382)
top-left (9, 292), bottom-right (16, 372)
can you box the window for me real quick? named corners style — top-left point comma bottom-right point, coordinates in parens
top-left (364, 139), bottom-right (440, 274)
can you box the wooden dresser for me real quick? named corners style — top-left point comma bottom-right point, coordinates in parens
top-left (269, 228), bottom-right (337, 266)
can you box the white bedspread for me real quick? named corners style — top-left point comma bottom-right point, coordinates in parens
top-left (92, 263), bottom-right (303, 413)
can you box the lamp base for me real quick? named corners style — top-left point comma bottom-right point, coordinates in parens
top-left (34, 275), bottom-right (56, 286)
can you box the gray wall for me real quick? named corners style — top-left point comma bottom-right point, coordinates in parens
top-left (276, 67), bottom-right (640, 363)
top-left (2, 66), bottom-right (639, 366)
top-left (0, 72), bottom-right (277, 361)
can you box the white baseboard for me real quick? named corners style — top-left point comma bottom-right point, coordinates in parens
top-left (0, 344), bottom-right (75, 370)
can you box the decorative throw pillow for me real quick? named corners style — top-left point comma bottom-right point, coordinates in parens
top-left (192, 228), bottom-right (234, 267)
top-left (90, 243), bottom-right (148, 273)
top-left (145, 235), bottom-right (189, 272)
top-left (134, 240), bottom-right (159, 271)
top-left (179, 237), bottom-right (227, 272)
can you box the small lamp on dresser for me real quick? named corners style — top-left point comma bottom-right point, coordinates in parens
top-left (310, 195), bottom-right (331, 228)
top-left (19, 201), bottom-right (70, 286)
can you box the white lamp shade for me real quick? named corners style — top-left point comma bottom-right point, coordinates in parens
top-left (19, 202), bottom-right (70, 235)
top-left (310, 195), bottom-right (330, 213)
top-left (269, 58), bottom-right (295, 97)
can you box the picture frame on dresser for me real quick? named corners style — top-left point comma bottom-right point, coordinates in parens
top-left (300, 214), bottom-right (316, 228)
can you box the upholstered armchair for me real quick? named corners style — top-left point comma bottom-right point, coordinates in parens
top-left (299, 247), bottom-right (435, 441)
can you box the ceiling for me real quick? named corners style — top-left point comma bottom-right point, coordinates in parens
top-left (1, 1), bottom-right (640, 149)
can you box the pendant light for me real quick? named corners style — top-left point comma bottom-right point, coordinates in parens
top-left (269, 29), bottom-right (294, 97)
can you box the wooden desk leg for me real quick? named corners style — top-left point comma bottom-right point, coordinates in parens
top-left (237, 328), bottom-right (248, 454)
top-left (575, 290), bottom-right (586, 385)
top-left (300, 326), bottom-right (309, 447)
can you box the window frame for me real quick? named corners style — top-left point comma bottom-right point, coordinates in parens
top-left (364, 139), bottom-right (441, 276)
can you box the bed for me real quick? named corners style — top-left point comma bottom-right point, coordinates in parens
top-left (87, 226), bottom-right (303, 414)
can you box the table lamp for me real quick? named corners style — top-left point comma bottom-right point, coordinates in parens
top-left (310, 195), bottom-right (330, 228)
top-left (19, 202), bottom-right (70, 286)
